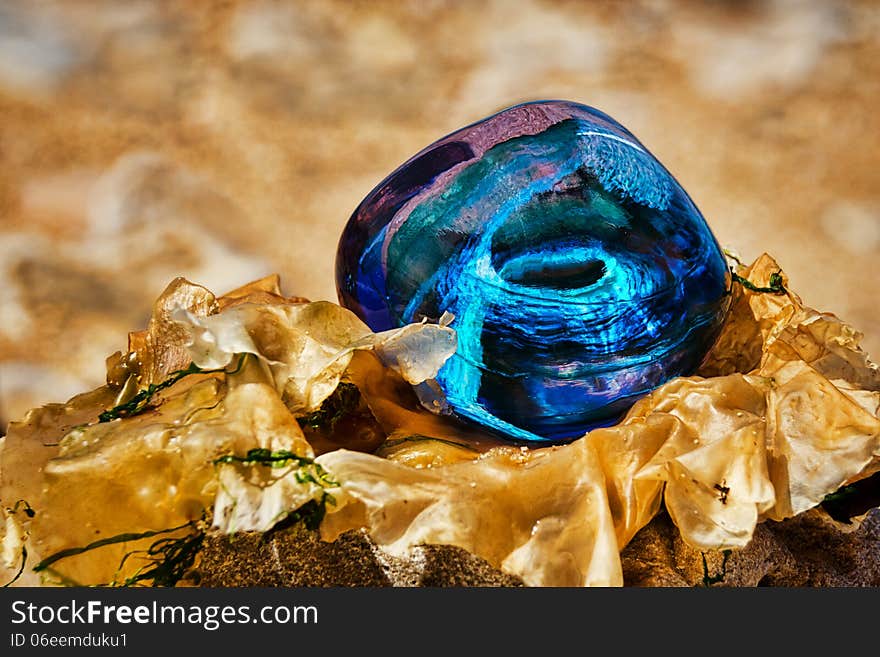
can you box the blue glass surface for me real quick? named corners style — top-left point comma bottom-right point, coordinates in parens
top-left (337, 100), bottom-right (731, 443)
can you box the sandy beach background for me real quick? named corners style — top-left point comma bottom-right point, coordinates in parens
top-left (1, 0), bottom-right (878, 428)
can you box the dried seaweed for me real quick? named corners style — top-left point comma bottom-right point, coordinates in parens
top-left (214, 448), bottom-right (339, 532)
top-left (97, 354), bottom-right (248, 423)
top-left (113, 524), bottom-right (206, 587)
top-left (28, 513), bottom-right (208, 588)
top-left (33, 520), bottom-right (197, 575)
top-left (1, 500), bottom-right (34, 587)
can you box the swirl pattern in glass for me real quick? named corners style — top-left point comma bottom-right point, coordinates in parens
top-left (336, 100), bottom-right (731, 443)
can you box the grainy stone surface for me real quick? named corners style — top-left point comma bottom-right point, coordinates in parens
top-left (621, 508), bottom-right (880, 587)
top-left (196, 525), bottom-right (524, 587)
top-left (193, 506), bottom-right (880, 588)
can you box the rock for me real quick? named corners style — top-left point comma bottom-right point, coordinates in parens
top-left (195, 524), bottom-right (523, 587)
top-left (622, 507), bottom-right (880, 587)
top-left (192, 505), bottom-right (880, 588)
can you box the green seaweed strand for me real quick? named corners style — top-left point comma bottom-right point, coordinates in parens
top-left (722, 250), bottom-right (787, 296)
top-left (214, 448), bottom-right (339, 531)
top-left (33, 519), bottom-right (198, 574)
top-left (32, 517), bottom-right (206, 588)
top-left (98, 354), bottom-right (249, 423)
top-left (114, 529), bottom-right (206, 587)
top-left (214, 448), bottom-right (314, 469)
top-left (730, 271), bottom-right (787, 295)
top-left (214, 448), bottom-right (339, 491)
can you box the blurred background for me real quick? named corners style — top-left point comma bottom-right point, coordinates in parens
top-left (1, 0), bottom-right (878, 428)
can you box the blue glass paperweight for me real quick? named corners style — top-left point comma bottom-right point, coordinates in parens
top-left (336, 100), bottom-right (731, 443)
